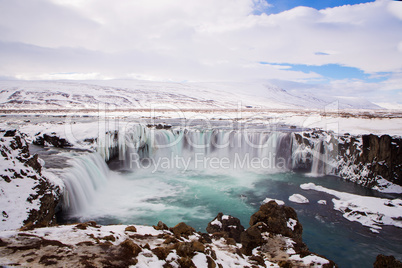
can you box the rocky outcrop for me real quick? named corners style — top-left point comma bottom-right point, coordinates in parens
top-left (374, 254), bottom-right (402, 268)
top-left (292, 131), bottom-right (402, 189)
top-left (337, 134), bottom-right (402, 188)
top-left (33, 133), bottom-right (73, 148)
top-left (0, 226), bottom-right (142, 267)
top-left (361, 134), bottom-right (401, 186)
top-left (0, 129), bottom-right (61, 230)
top-left (249, 201), bottom-right (303, 244)
top-left (241, 201), bottom-right (306, 255)
top-left (206, 212), bottom-right (245, 243)
top-left (170, 222), bottom-right (196, 238)
top-left (205, 202), bottom-right (335, 267)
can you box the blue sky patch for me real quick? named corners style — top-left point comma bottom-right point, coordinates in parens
top-left (255, 0), bottom-right (376, 14)
top-left (261, 62), bottom-right (391, 83)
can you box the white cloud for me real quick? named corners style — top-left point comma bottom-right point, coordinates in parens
top-left (388, 0), bottom-right (402, 20)
top-left (0, 0), bottom-right (401, 102)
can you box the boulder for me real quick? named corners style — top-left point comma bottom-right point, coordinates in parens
top-left (374, 254), bottom-right (402, 268)
top-left (240, 223), bottom-right (264, 255)
top-left (170, 222), bottom-right (195, 238)
top-left (125, 225), bottom-right (137, 232)
top-left (33, 134), bottom-right (72, 148)
top-left (206, 213), bottom-right (245, 243)
top-left (153, 220), bottom-right (168, 231)
top-left (249, 201), bottom-right (303, 244)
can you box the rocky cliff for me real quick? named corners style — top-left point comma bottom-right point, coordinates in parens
top-left (0, 129), bottom-right (62, 230)
top-left (293, 131), bottom-right (402, 190)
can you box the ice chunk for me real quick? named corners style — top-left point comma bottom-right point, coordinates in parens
top-left (289, 194), bottom-right (309, 204)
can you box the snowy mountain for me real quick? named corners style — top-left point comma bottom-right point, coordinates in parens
top-left (0, 80), bottom-right (381, 110)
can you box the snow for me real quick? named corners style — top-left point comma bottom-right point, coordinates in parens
top-left (192, 253), bottom-right (208, 268)
top-left (221, 215), bottom-right (230, 220)
top-left (211, 238), bottom-right (259, 267)
top-left (0, 171), bottom-right (39, 231)
top-left (135, 249), bottom-right (167, 267)
top-left (372, 177), bottom-right (402, 194)
top-left (262, 198), bottom-right (285, 206)
top-left (289, 194), bottom-right (309, 204)
top-left (0, 80), bottom-right (381, 111)
top-left (289, 254), bottom-right (330, 266)
top-left (287, 218), bottom-right (298, 231)
top-left (1, 79), bottom-right (401, 137)
top-left (374, 102), bottom-right (402, 110)
top-left (211, 218), bottom-right (222, 228)
top-left (280, 112), bottom-right (402, 136)
top-left (318, 200), bottom-right (327, 205)
top-left (0, 131), bottom-right (62, 231)
top-left (301, 183), bottom-right (402, 232)
top-left (134, 225), bottom-right (164, 236)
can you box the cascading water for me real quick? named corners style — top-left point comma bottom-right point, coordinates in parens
top-left (63, 126), bottom-right (339, 218)
top-left (309, 135), bottom-right (338, 177)
top-left (61, 126), bottom-right (313, 222)
top-left (112, 126), bottom-right (295, 172)
top-left (61, 153), bottom-right (109, 216)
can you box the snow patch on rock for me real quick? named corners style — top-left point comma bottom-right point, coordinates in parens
top-left (262, 198), bottom-right (285, 206)
top-left (210, 218), bottom-right (222, 228)
top-left (287, 218), bottom-right (298, 231)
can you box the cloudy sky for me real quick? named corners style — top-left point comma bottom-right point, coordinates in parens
top-left (0, 0), bottom-right (401, 104)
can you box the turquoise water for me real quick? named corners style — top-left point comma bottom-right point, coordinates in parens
top-left (66, 167), bottom-right (402, 268)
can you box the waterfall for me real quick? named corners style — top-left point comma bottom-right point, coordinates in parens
top-left (97, 131), bottom-right (119, 162)
top-left (111, 127), bottom-right (294, 172)
top-left (61, 124), bottom-right (340, 219)
top-left (291, 132), bottom-right (337, 177)
top-left (310, 140), bottom-right (325, 176)
top-left (291, 133), bottom-right (311, 171)
top-left (61, 153), bottom-right (109, 216)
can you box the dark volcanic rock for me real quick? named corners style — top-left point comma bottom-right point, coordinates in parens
top-left (153, 220), bottom-right (169, 231)
top-left (360, 134), bottom-right (402, 187)
top-left (241, 201), bottom-right (306, 256)
top-left (33, 133), bottom-right (73, 148)
top-left (206, 213), bottom-right (245, 243)
top-left (4, 129), bottom-right (17, 137)
top-left (25, 154), bottom-right (42, 174)
top-left (293, 131), bottom-right (402, 188)
top-left (240, 224), bottom-right (264, 255)
top-left (374, 254), bottom-right (402, 268)
top-left (170, 222), bottom-right (195, 238)
top-left (249, 201), bottom-right (303, 244)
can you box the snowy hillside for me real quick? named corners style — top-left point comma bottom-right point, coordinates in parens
top-left (0, 80), bottom-right (380, 110)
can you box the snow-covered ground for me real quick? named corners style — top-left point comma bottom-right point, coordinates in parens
top-left (0, 219), bottom-right (330, 267)
top-left (0, 79), bottom-right (384, 110)
top-left (301, 183), bottom-right (402, 233)
top-left (0, 130), bottom-right (62, 231)
top-left (1, 80), bottom-right (401, 137)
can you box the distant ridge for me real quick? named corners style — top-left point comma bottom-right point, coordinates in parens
top-left (0, 80), bottom-right (381, 110)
